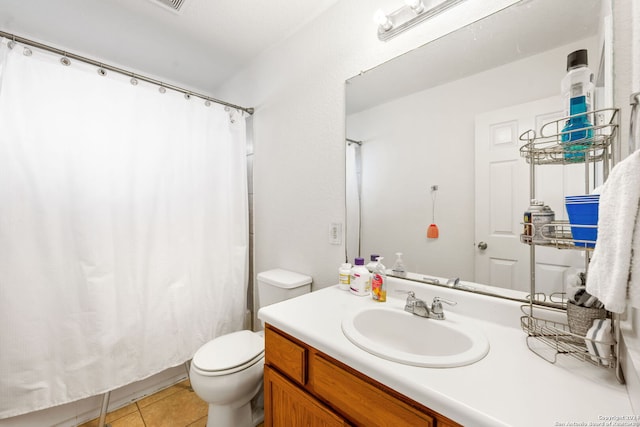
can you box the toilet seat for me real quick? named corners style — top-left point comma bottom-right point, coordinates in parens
top-left (192, 330), bottom-right (264, 377)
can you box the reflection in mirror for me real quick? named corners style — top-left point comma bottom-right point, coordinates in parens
top-left (345, 0), bottom-right (612, 303)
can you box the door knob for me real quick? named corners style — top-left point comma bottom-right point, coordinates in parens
top-left (477, 241), bottom-right (488, 250)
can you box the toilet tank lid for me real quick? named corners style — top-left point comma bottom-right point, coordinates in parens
top-left (257, 269), bottom-right (312, 289)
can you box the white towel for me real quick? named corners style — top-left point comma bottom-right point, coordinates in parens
top-left (586, 149), bottom-right (640, 313)
top-left (584, 318), bottom-right (614, 366)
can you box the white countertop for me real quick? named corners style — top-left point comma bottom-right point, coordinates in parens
top-left (258, 277), bottom-right (635, 427)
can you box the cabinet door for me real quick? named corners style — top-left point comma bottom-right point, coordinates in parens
top-left (264, 366), bottom-right (348, 427)
top-left (310, 354), bottom-right (435, 427)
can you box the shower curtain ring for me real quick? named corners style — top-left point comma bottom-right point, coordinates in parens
top-left (159, 84), bottom-right (166, 94)
top-left (60, 53), bottom-right (71, 66)
top-left (97, 64), bottom-right (107, 76)
top-left (7, 35), bottom-right (16, 49)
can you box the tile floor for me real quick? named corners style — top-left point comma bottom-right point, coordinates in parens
top-left (79, 379), bottom-right (208, 427)
top-left (79, 378), bottom-right (266, 427)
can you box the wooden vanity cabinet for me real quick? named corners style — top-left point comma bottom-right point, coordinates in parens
top-left (264, 325), bottom-right (462, 427)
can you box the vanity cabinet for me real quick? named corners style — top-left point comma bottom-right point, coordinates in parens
top-left (264, 325), bottom-right (461, 427)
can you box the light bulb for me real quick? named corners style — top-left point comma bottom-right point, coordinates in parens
top-left (373, 9), bottom-right (393, 31)
top-left (404, 0), bottom-right (425, 13)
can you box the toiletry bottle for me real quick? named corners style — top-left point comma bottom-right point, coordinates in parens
top-left (350, 257), bottom-right (371, 296)
top-left (371, 257), bottom-right (387, 302)
top-left (365, 254), bottom-right (379, 272)
top-left (391, 252), bottom-right (406, 277)
top-left (562, 96), bottom-right (594, 161)
top-left (561, 49), bottom-right (594, 118)
top-left (338, 262), bottom-right (351, 291)
top-left (560, 49), bottom-right (594, 161)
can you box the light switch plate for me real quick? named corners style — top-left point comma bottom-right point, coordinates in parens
top-left (329, 222), bottom-right (342, 245)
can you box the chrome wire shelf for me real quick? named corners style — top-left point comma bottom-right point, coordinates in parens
top-left (519, 108), bottom-right (619, 165)
top-left (520, 221), bottom-right (596, 249)
top-left (520, 305), bottom-right (616, 369)
top-left (518, 107), bottom-right (623, 383)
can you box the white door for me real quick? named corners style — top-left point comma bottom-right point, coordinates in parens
top-left (475, 97), bottom-right (585, 299)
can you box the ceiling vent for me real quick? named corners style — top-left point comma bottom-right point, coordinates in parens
top-left (150, 0), bottom-right (187, 13)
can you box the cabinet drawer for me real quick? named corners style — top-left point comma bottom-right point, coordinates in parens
top-left (265, 327), bottom-right (308, 385)
top-left (310, 354), bottom-right (434, 427)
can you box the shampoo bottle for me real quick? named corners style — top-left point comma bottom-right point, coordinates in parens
top-left (350, 257), bottom-right (371, 296)
top-left (371, 257), bottom-right (387, 302)
top-left (561, 49), bottom-right (594, 118)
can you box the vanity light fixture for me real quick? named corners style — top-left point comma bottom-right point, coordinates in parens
top-left (373, 9), bottom-right (393, 31)
top-left (405, 0), bottom-right (425, 14)
top-left (374, 0), bottom-right (466, 41)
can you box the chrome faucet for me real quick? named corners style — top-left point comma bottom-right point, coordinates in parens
top-left (446, 277), bottom-right (460, 287)
top-left (404, 291), bottom-right (457, 320)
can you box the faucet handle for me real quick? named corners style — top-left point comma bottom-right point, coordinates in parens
top-left (430, 297), bottom-right (457, 318)
top-left (433, 296), bottom-right (457, 306)
top-left (402, 291), bottom-right (418, 314)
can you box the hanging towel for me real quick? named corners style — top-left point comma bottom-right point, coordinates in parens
top-left (586, 150), bottom-right (640, 313)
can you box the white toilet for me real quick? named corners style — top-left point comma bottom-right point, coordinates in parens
top-left (189, 269), bottom-right (312, 427)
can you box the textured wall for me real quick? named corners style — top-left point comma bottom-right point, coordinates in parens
top-left (217, 0), bottom-right (519, 292)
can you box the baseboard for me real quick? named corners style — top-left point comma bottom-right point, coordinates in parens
top-left (0, 365), bottom-right (188, 427)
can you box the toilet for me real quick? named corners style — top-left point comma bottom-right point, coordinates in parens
top-left (189, 269), bottom-right (312, 427)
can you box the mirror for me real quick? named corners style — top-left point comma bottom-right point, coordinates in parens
top-left (345, 0), bottom-right (612, 303)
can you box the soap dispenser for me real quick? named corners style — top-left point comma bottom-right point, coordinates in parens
top-left (371, 257), bottom-right (387, 302)
top-left (391, 252), bottom-right (407, 277)
top-left (365, 254), bottom-right (380, 272)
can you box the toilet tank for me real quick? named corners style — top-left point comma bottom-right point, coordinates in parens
top-left (257, 269), bottom-right (312, 309)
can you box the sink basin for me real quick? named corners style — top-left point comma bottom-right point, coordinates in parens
top-left (341, 306), bottom-right (489, 368)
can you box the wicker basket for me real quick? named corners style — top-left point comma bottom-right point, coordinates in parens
top-left (566, 301), bottom-right (607, 336)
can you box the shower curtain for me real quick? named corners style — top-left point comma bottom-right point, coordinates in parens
top-left (345, 142), bottom-right (362, 262)
top-left (0, 38), bottom-right (248, 418)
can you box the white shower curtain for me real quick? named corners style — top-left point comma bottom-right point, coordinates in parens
top-left (345, 142), bottom-right (362, 262)
top-left (0, 39), bottom-right (248, 418)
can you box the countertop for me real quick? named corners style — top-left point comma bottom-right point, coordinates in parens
top-left (258, 277), bottom-right (635, 427)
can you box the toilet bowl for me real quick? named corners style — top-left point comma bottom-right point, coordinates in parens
top-left (189, 269), bottom-right (312, 427)
top-left (190, 330), bottom-right (265, 427)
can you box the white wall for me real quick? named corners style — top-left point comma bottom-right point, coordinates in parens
top-left (217, 0), bottom-right (520, 292)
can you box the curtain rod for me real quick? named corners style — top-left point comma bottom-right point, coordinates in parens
top-left (0, 30), bottom-right (254, 115)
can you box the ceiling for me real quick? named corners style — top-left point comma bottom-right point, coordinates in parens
top-left (0, 0), bottom-right (340, 97)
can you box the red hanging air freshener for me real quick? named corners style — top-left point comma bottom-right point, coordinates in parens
top-left (427, 185), bottom-right (439, 239)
